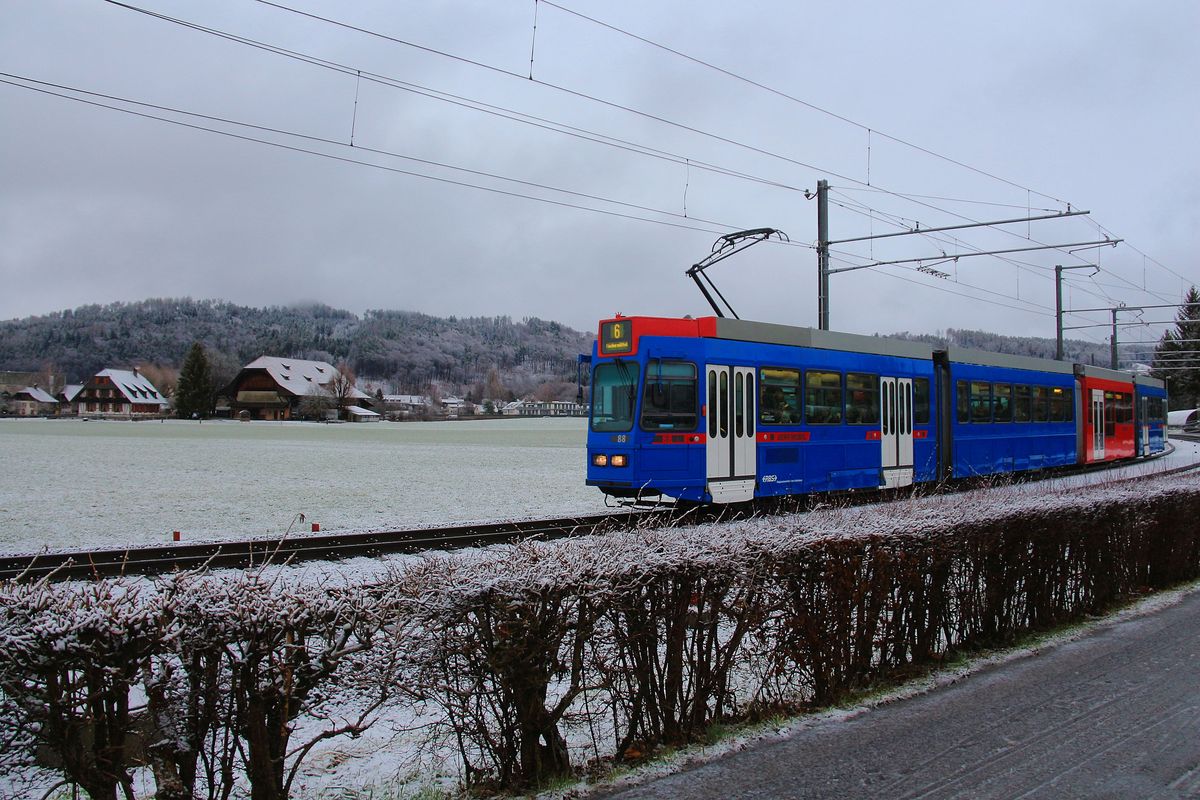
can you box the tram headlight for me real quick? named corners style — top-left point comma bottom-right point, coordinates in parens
top-left (593, 454), bottom-right (608, 467)
top-left (611, 454), bottom-right (628, 467)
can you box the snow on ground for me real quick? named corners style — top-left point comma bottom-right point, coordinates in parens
top-left (0, 417), bottom-right (600, 553)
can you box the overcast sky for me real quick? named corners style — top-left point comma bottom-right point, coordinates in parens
top-left (2, 1), bottom-right (1198, 355)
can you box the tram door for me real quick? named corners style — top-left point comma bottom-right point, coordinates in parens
top-left (705, 365), bottom-right (757, 503)
top-left (880, 377), bottom-right (914, 488)
top-left (1091, 389), bottom-right (1106, 460)
top-left (1140, 396), bottom-right (1150, 456)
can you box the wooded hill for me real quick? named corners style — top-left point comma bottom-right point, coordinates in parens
top-left (0, 297), bottom-right (1119, 394)
top-left (0, 299), bottom-right (593, 394)
top-left (888, 328), bottom-right (1113, 367)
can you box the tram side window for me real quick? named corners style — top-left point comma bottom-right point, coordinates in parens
top-left (591, 362), bottom-right (640, 433)
top-left (1104, 391), bottom-right (1117, 436)
top-left (1014, 385), bottom-right (1032, 422)
top-left (708, 371), bottom-right (717, 438)
top-left (640, 360), bottom-right (697, 431)
top-left (759, 368), bottom-right (801, 425)
top-left (1108, 391), bottom-right (1132, 426)
top-left (845, 373), bottom-right (880, 424)
top-left (913, 378), bottom-right (931, 424)
top-left (1033, 386), bottom-right (1050, 422)
top-left (1050, 386), bottom-right (1073, 422)
top-left (956, 380), bottom-right (970, 423)
top-left (970, 381), bottom-right (992, 423)
top-left (993, 383), bottom-right (1013, 422)
top-left (805, 370), bottom-right (842, 424)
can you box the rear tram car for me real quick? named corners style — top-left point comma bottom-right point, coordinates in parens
top-left (585, 315), bottom-right (1167, 505)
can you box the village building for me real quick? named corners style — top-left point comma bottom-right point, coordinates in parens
top-left (379, 394), bottom-right (433, 419)
top-left (345, 405), bottom-right (381, 422)
top-left (223, 356), bottom-right (371, 421)
top-left (57, 385), bottom-right (84, 414)
top-left (441, 395), bottom-right (470, 418)
top-left (501, 399), bottom-right (588, 417)
top-left (0, 370), bottom-right (66, 398)
top-left (4, 385), bottom-right (59, 416)
top-left (74, 369), bottom-right (170, 417)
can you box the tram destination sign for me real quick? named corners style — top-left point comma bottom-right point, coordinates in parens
top-left (601, 320), bottom-right (633, 354)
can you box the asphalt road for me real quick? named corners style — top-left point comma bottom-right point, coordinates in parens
top-left (599, 589), bottom-right (1200, 799)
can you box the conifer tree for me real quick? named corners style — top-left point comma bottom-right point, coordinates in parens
top-left (1151, 286), bottom-right (1200, 409)
top-left (175, 342), bottom-right (214, 418)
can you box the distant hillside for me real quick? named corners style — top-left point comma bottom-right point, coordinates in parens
top-left (886, 328), bottom-right (1115, 367)
top-left (0, 299), bottom-right (1128, 396)
top-left (0, 299), bottom-right (593, 395)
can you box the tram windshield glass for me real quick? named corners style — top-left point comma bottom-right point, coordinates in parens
top-left (591, 361), bottom-right (640, 432)
top-left (640, 360), bottom-right (697, 430)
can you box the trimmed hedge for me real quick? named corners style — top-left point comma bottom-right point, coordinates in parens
top-left (2, 476), bottom-right (1198, 797)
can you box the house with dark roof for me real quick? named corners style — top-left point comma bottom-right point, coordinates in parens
top-left (223, 356), bottom-right (370, 421)
top-left (74, 369), bottom-right (170, 417)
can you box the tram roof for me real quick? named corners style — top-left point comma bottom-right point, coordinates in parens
top-left (711, 318), bottom-right (934, 360)
top-left (942, 347), bottom-right (1076, 375)
top-left (1074, 363), bottom-right (1137, 383)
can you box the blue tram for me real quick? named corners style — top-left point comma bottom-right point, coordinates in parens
top-left (584, 315), bottom-right (1168, 505)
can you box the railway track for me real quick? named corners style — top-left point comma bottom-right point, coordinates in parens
top-left (0, 511), bottom-right (678, 582)
top-left (3, 444), bottom-right (1196, 582)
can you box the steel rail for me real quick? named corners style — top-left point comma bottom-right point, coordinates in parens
top-left (0, 511), bottom-right (666, 582)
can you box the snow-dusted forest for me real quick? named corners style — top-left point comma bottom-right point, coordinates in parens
top-left (0, 298), bottom-right (592, 397)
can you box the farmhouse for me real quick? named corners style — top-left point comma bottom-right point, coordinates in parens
top-left (223, 356), bottom-right (370, 421)
top-left (5, 385), bottom-right (58, 416)
top-left (74, 369), bottom-right (170, 417)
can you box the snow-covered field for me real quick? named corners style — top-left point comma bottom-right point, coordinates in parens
top-left (0, 416), bottom-right (601, 553)
top-left (1, 417), bottom-right (1196, 555)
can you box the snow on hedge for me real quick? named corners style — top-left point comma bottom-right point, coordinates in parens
top-left (2, 470), bottom-right (1198, 798)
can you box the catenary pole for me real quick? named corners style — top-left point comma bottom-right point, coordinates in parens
top-left (817, 179), bottom-right (830, 330)
top-left (1111, 308), bottom-right (1120, 369)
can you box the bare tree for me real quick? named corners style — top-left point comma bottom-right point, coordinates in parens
top-left (137, 362), bottom-right (179, 400)
top-left (485, 366), bottom-right (507, 402)
top-left (297, 388), bottom-right (335, 421)
top-left (329, 362), bottom-right (357, 420)
top-left (35, 361), bottom-right (66, 395)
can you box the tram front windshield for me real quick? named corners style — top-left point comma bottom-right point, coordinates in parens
top-left (591, 361), bottom-right (639, 432)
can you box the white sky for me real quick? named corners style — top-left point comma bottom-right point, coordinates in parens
top-left (2, 0), bottom-right (1197, 356)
